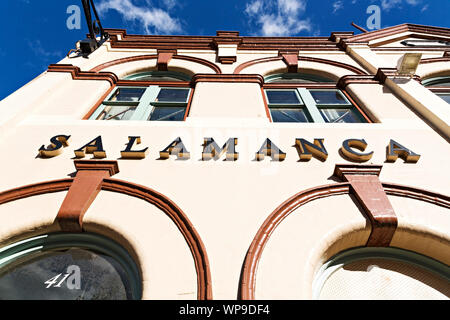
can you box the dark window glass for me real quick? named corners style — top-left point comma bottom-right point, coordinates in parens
top-left (427, 81), bottom-right (450, 87)
top-left (437, 94), bottom-right (450, 104)
top-left (320, 108), bottom-right (365, 123)
top-left (0, 248), bottom-right (133, 300)
top-left (134, 75), bottom-right (185, 82)
top-left (156, 89), bottom-right (190, 103)
top-left (270, 108), bottom-right (310, 123)
top-left (98, 106), bottom-right (136, 120)
top-left (310, 90), bottom-right (348, 105)
top-left (149, 106), bottom-right (186, 121)
top-left (266, 90), bottom-right (302, 105)
top-left (109, 88), bottom-right (145, 102)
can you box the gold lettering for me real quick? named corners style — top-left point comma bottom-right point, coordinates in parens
top-left (39, 135), bottom-right (71, 158)
top-left (120, 136), bottom-right (149, 159)
top-left (159, 137), bottom-right (190, 160)
top-left (256, 139), bottom-right (286, 161)
top-left (386, 139), bottom-right (420, 163)
top-left (202, 138), bottom-right (238, 161)
top-left (295, 138), bottom-right (328, 162)
top-left (74, 136), bottom-right (106, 159)
top-left (340, 139), bottom-right (373, 162)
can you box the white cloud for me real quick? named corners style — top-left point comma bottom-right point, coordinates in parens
top-left (245, 0), bottom-right (263, 15)
top-left (333, 0), bottom-right (344, 13)
top-left (27, 40), bottom-right (62, 59)
top-left (97, 0), bottom-right (182, 34)
top-left (244, 0), bottom-right (312, 36)
top-left (380, 0), bottom-right (422, 11)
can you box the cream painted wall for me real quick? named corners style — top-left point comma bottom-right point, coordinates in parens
top-left (188, 82), bottom-right (267, 118)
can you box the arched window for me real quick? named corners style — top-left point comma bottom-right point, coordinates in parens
top-left (423, 76), bottom-right (450, 104)
top-left (313, 247), bottom-right (450, 300)
top-left (263, 73), bottom-right (370, 123)
top-left (87, 70), bottom-right (193, 121)
top-left (123, 71), bottom-right (192, 82)
top-left (0, 233), bottom-right (141, 300)
top-left (265, 73), bottom-right (335, 84)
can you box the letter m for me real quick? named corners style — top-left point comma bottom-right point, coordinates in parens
top-left (202, 138), bottom-right (239, 161)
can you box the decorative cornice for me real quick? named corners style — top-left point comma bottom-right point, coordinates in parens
top-left (47, 64), bottom-right (118, 85)
top-left (191, 74), bottom-right (264, 86)
top-left (90, 54), bottom-right (222, 74)
top-left (329, 32), bottom-right (354, 43)
top-left (279, 51), bottom-right (299, 73)
top-left (375, 67), bottom-right (422, 84)
top-left (234, 55), bottom-right (367, 75)
top-left (213, 31), bottom-right (243, 47)
top-left (337, 75), bottom-right (379, 89)
top-left (334, 164), bottom-right (397, 248)
top-left (104, 24), bottom-right (450, 52)
top-left (420, 56), bottom-right (450, 64)
top-left (74, 160), bottom-right (120, 176)
top-left (104, 28), bottom-right (339, 52)
top-left (333, 164), bottom-right (382, 179)
top-left (56, 160), bottom-right (120, 233)
top-left (217, 56), bottom-right (237, 64)
top-left (344, 24), bottom-right (450, 44)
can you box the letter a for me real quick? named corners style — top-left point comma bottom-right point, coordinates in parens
top-left (74, 136), bottom-right (107, 159)
top-left (256, 139), bottom-right (286, 161)
top-left (386, 139), bottom-right (420, 163)
top-left (160, 137), bottom-right (190, 160)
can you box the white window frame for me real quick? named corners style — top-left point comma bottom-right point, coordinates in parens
top-left (265, 88), bottom-right (360, 123)
top-left (89, 86), bottom-right (191, 121)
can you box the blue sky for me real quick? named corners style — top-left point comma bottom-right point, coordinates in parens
top-left (1, 0), bottom-right (449, 100)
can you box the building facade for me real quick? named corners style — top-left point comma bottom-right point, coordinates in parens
top-left (0, 23), bottom-right (449, 300)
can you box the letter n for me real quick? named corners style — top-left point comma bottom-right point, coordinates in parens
top-left (295, 138), bottom-right (328, 162)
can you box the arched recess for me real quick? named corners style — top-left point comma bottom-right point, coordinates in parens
top-left (234, 56), bottom-right (367, 80)
top-left (0, 177), bottom-right (212, 300)
top-left (90, 54), bottom-right (222, 78)
top-left (239, 182), bottom-right (450, 300)
top-left (417, 57), bottom-right (450, 80)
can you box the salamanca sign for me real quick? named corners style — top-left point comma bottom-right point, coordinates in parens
top-left (38, 135), bottom-right (421, 164)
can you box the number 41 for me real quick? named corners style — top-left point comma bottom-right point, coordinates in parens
top-left (44, 265), bottom-right (81, 289)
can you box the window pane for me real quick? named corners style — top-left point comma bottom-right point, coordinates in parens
top-left (270, 108), bottom-right (310, 123)
top-left (320, 108), bottom-right (366, 123)
top-left (267, 74), bottom-right (334, 84)
top-left (437, 94), bottom-right (450, 104)
top-left (310, 90), bottom-right (348, 105)
top-left (98, 106), bottom-right (136, 120)
top-left (108, 88), bottom-right (145, 102)
top-left (427, 81), bottom-right (450, 87)
top-left (149, 106), bottom-right (186, 121)
top-left (0, 248), bottom-right (133, 300)
top-left (266, 90), bottom-right (302, 105)
top-left (156, 89), bottom-right (190, 102)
